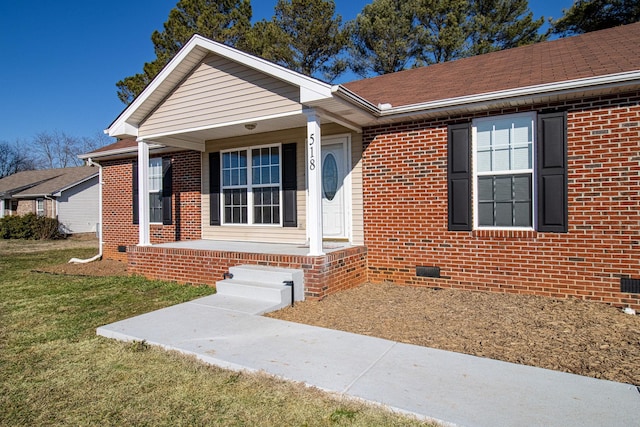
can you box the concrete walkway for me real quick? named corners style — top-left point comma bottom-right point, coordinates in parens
top-left (97, 295), bottom-right (639, 427)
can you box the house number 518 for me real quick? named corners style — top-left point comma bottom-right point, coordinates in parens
top-left (308, 133), bottom-right (316, 170)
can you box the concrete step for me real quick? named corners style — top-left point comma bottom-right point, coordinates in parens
top-left (227, 265), bottom-right (304, 303)
top-left (190, 294), bottom-right (284, 315)
top-left (215, 279), bottom-right (292, 305)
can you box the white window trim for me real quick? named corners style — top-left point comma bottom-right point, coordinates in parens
top-left (220, 143), bottom-right (283, 226)
top-left (472, 112), bottom-right (537, 231)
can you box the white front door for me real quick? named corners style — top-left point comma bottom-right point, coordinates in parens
top-left (322, 138), bottom-right (348, 239)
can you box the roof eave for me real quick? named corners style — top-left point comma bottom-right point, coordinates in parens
top-left (335, 70), bottom-right (640, 122)
top-left (79, 143), bottom-right (165, 161)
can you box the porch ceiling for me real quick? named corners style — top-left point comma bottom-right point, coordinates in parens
top-left (141, 111), bottom-right (307, 150)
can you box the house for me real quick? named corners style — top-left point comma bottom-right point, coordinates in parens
top-left (0, 166), bottom-right (99, 234)
top-left (83, 22), bottom-right (640, 309)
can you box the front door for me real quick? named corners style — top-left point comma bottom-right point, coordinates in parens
top-left (322, 138), bottom-right (348, 239)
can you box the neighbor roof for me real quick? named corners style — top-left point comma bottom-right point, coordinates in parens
top-left (0, 166), bottom-right (98, 198)
top-left (342, 22), bottom-right (640, 108)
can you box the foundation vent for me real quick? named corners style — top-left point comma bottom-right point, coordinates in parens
top-left (117, 245), bottom-right (127, 253)
top-left (417, 266), bottom-right (440, 278)
top-left (621, 278), bottom-right (640, 294)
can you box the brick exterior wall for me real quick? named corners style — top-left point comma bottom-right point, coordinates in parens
top-left (99, 93), bottom-right (639, 309)
top-left (127, 245), bottom-right (367, 300)
top-left (16, 200), bottom-right (35, 216)
top-left (101, 151), bottom-right (202, 262)
top-left (362, 92), bottom-right (640, 309)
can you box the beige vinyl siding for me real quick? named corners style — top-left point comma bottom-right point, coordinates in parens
top-left (201, 124), bottom-right (363, 245)
top-left (140, 54), bottom-right (302, 136)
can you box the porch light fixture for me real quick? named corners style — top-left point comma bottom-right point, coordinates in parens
top-left (244, 123), bottom-right (257, 130)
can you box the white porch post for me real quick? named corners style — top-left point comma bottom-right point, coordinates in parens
top-left (0, 199), bottom-right (4, 218)
top-left (305, 109), bottom-right (324, 256)
top-left (137, 139), bottom-right (150, 246)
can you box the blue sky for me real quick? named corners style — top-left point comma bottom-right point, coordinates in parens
top-left (0, 1), bottom-right (572, 143)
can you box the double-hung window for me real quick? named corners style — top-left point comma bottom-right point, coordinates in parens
top-left (474, 113), bottom-right (534, 228)
top-left (221, 145), bottom-right (281, 225)
top-left (447, 111), bottom-right (567, 233)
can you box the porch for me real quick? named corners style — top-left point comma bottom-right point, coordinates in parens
top-left (127, 240), bottom-right (368, 300)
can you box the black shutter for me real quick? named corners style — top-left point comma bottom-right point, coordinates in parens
top-left (132, 161), bottom-right (139, 225)
top-left (537, 112), bottom-right (568, 232)
top-left (162, 158), bottom-right (173, 225)
top-left (209, 152), bottom-right (221, 226)
top-left (282, 143), bottom-right (297, 227)
top-left (448, 123), bottom-right (472, 231)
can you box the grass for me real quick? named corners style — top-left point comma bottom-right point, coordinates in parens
top-left (0, 242), bottom-right (432, 426)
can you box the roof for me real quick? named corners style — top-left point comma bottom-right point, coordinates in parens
top-left (107, 34), bottom-right (333, 139)
top-left (90, 138), bottom-right (137, 154)
top-left (0, 166), bottom-right (98, 198)
top-left (91, 23), bottom-right (640, 159)
top-left (342, 22), bottom-right (640, 108)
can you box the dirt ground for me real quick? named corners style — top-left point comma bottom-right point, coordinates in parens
top-left (26, 237), bottom-right (639, 385)
top-left (1, 235), bottom-right (128, 277)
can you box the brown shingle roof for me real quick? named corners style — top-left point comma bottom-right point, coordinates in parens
top-left (343, 22), bottom-right (640, 108)
top-left (89, 137), bottom-right (137, 154)
top-left (0, 166), bottom-right (97, 198)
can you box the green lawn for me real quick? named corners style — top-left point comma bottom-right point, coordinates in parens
top-left (0, 243), bottom-right (431, 426)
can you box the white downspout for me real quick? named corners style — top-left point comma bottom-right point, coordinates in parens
top-left (69, 158), bottom-right (102, 263)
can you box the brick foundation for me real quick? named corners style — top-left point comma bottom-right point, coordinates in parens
top-left (127, 245), bottom-right (368, 300)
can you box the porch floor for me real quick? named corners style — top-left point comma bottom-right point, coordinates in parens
top-left (153, 239), bottom-right (354, 256)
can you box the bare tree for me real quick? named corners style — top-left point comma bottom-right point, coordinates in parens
top-left (32, 131), bottom-right (108, 169)
top-left (0, 140), bottom-right (36, 178)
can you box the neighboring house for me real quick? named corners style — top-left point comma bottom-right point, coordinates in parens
top-left (83, 23), bottom-right (640, 309)
top-left (0, 166), bottom-right (99, 234)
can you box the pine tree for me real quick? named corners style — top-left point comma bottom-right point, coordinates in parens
top-left (351, 0), bottom-right (545, 76)
top-left (469, 0), bottom-right (546, 55)
top-left (551, 0), bottom-right (640, 36)
top-left (349, 0), bottom-right (419, 77)
top-left (116, 0), bottom-right (252, 105)
top-left (246, 0), bottom-right (350, 82)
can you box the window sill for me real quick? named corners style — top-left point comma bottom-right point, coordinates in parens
top-left (472, 229), bottom-right (537, 239)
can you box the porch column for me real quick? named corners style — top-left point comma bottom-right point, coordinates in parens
top-left (305, 109), bottom-right (324, 256)
top-left (137, 139), bottom-right (151, 246)
top-left (0, 199), bottom-right (4, 218)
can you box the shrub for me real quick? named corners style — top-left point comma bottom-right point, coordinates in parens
top-left (0, 213), bottom-right (64, 240)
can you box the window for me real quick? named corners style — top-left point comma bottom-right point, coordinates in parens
top-left (149, 158), bottom-right (163, 223)
top-left (132, 158), bottom-right (172, 226)
top-left (36, 199), bottom-right (45, 216)
top-left (474, 114), bottom-right (534, 228)
top-left (447, 111), bottom-right (567, 233)
top-left (221, 146), bottom-right (280, 225)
